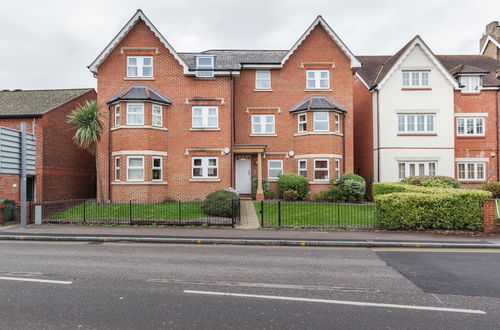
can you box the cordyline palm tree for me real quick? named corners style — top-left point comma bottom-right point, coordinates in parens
top-left (67, 100), bottom-right (105, 204)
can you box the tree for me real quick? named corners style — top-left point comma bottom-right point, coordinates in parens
top-left (67, 100), bottom-right (105, 204)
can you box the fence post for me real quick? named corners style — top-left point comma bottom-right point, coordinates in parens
top-left (231, 199), bottom-right (235, 228)
top-left (260, 200), bottom-right (264, 227)
top-left (278, 200), bottom-right (281, 227)
top-left (129, 200), bottom-right (132, 224)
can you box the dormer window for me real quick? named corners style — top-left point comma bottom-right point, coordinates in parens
top-left (196, 56), bottom-right (214, 77)
top-left (127, 56), bottom-right (153, 78)
top-left (460, 76), bottom-right (481, 93)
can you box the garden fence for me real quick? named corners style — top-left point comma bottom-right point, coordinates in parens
top-left (33, 199), bottom-right (241, 227)
top-left (256, 200), bottom-right (377, 229)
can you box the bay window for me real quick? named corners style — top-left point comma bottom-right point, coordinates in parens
top-left (126, 103), bottom-right (144, 125)
top-left (313, 112), bottom-right (329, 131)
top-left (127, 156), bottom-right (144, 181)
top-left (152, 105), bottom-right (162, 127)
top-left (314, 159), bottom-right (329, 181)
top-left (298, 113), bottom-right (307, 132)
top-left (298, 159), bottom-right (307, 178)
top-left (152, 156), bottom-right (162, 181)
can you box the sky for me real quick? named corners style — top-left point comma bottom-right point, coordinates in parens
top-left (0, 0), bottom-right (498, 90)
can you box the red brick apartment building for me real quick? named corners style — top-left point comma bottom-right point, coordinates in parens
top-left (88, 10), bottom-right (360, 201)
top-left (0, 89), bottom-right (97, 202)
top-left (354, 21), bottom-right (500, 190)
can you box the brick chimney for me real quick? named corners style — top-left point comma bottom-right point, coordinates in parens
top-left (480, 21), bottom-right (500, 60)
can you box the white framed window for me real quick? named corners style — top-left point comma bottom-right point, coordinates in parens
top-left (334, 159), bottom-right (341, 180)
top-left (402, 71), bottom-right (430, 88)
top-left (457, 162), bottom-right (485, 181)
top-left (398, 161), bottom-right (436, 180)
top-left (397, 114), bottom-right (435, 133)
top-left (255, 71), bottom-right (271, 89)
top-left (192, 106), bottom-right (218, 128)
top-left (126, 103), bottom-right (144, 125)
top-left (196, 56), bottom-right (214, 77)
top-left (313, 112), bottom-right (329, 131)
top-left (127, 156), bottom-right (144, 181)
top-left (306, 70), bottom-right (330, 89)
top-left (460, 76), bottom-right (481, 93)
top-left (114, 105), bottom-right (120, 127)
top-left (152, 104), bottom-right (162, 127)
top-left (298, 113), bottom-right (307, 132)
top-left (252, 114), bottom-right (275, 134)
top-left (152, 156), bottom-right (162, 181)
top-left (192, 157), bottom-right (218, 178)
top-left (268, 159), bottom-right (283, 180)
top-left (457, 117), bottom-right (484, 136)
top-left (114, 156), bottom-right (120, 181)
top-left (334, 113), bottom-right (341, 132)
top-left (314, 159), bottom-right (329, 181)
top-left (298, 159), bottom-right (307, 178)
top-left (127, 56), bottom-right (153, 78)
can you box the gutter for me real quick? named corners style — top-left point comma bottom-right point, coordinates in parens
top-left (0, 114), bottom-right (43, 119)
top-left (230, 71), bottom-right (235, 188)
top-left (107, 104), bottom-right (112, 201)
top-left (497, 88), bottom-right (500, 181)
top-left (342, 113), bottom-right (346, 175)
top-left (376, 90), bottom-right (380, 182)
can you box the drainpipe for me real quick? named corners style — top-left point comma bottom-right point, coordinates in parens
top-left (496, 89), bottom-right (499, 181)
top-left (107, 104), bottom-right (112, 201)
top-left (342, 112), bottom-right (346, 174)
top-left (376, 90), bottom-right (380, 182)
top-left (230, 71), bottom-right (236, 188)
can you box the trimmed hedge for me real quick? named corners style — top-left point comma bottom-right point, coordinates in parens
top-left (334, 173), bottom-right (366, 201)
top-left (277, 174), bottom-right (309, 200)
top-left (202, 190), bottom-right (239, 218)
top-left (482, 182), bottom-right (500, 198)
top-left (402, 175), bottom-right (460, 188)
top-left (373, 182), bottom-right (491, 231)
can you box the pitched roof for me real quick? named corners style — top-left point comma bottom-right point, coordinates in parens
top-left (289, 95), bottom-right (346, 113)
top-left (480, 35), bottom-right (500, 55)
top-left (449, 64), bottom-right (490, 75)
top-left (0, 88), bottom-right (94, 117)
top-left (178, 50), bottom-right (287, 70)
top-left (356, 55), bottom-right (390, 87)
top-left (107, 85), bottom-right (172, 105)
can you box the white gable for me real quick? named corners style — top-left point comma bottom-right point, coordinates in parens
top-left (88, 10), bottom-right (189, 74)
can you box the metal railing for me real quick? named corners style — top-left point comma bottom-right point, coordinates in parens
top-left (256, 200), bottom-right (376, 229)
top-left (36, 199), bottom-right (241, 227)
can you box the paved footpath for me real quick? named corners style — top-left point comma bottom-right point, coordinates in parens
top-left (0, 222), bottom-right (499, 247)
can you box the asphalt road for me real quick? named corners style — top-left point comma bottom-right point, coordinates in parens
top-left (0, 242), bottom-right (499, 329)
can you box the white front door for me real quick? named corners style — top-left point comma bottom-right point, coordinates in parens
top-left (235, 155), bottom-right (252, 194)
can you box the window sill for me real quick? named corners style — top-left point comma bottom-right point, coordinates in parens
top-left (190, 128), bottom-right (221, 131)
top-left (189, 178), bottom-right (221, 182)
top-left (112, 181), bottom-right (168, 185)
top-left (460, 91), bottom-right (481, 95)
top-left (457, 135), bottom-right (486, 139)
top-left (195, 77), bottom-right (216, 80)
top-left (294, 131), bottom-right (342, 137)
top-left (397, 133), bottom-right (437, 136)
top-left (304, 88), bottom-right (332, 92)
top-left (124, 77), bottom-right (155, 81)
top-left (111, 125), bottom-right (168, 131)
top-left (250, 134), bottom-right (277, 137)
top-left (253, 89), bottom-right (273, 92)
top-left (268, 179), bottom-right (279, 182)
top-left (309, 181), bottom-right (330, 184)
top-left (458, 179), bottom-right (486, 183)
top-left (401, 88), bottom-right (431, 91)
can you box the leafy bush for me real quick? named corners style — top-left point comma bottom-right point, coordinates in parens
top-left (283, 189), bottom-right (300, 201)
top-left (202, 190), bottom-right (239, 218)
top-left (307, 190), bottom-right (333, 201)
top-left (251, 178), bottom-right (270, 199)
top-left (482, 182), bottom-right (500, 198)
top-left (402, 175), bottom-right (460, 189)
top-left (277, 174), bottom-right (309, 200)
top-left (332, 173), bottom-right (366, 201)
top-left (372, 182), bottom-right (433, 197)
top-left (375, 189), bottom-right (491, 231)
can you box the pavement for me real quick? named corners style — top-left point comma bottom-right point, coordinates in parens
top-left (1, 222), bottom-right (500, 248)
top-left (0, 241), bottom-right (499, 329)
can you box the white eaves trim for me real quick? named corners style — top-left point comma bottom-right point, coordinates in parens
top-left (355, 72), bottom-right (370, 89)
top-left (88, 10), bottom-right (189, 74)
top-left (377, 37), bottom-right (459, 90)
top-left (281, 16), bottom-right (361, 69)
top-left (480, 35), bottom-right (500, 55)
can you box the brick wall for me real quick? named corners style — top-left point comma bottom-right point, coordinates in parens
top-left (483, 199), bottom-right (499, 234)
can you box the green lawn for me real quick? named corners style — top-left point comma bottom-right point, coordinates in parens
top-left (51, 201), bottom-right (218, 220)
top-left (254, 201), bottom-right (376, 228)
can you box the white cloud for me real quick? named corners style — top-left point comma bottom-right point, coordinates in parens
top-left (0, 0), bottom-right (498, 89)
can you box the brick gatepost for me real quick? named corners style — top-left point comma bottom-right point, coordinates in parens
top-left (483, 199), bottom-right (499, 234)
top-left (0, 203), bottom-right (5, 226)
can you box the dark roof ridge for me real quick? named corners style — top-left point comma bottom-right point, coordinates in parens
top-left (0, 88), bottom-right (93, 92)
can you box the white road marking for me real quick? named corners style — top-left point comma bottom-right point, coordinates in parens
top-left (0, 276), bottom-right (72, 285)
top-left (183, 290), bottom-right (486, 315)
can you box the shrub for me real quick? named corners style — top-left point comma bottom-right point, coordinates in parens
top-left (375, 189), bottom-right (491, 231)
top-left (251, 178), bottom-right (270, 199)
top-left (277, 174), bottom-right (309, 200)
top-left (202, 190), bottom-right (239, 218)
top-left (402, 175), bottom-right (460, 189)
top-left (372, 182), bottom-right (433, 197)
top-left (332, 173), bottom-right (366, 201)
top-left (482, 182), bottom-right (500, 198)
top-left (283, 189), bottom-right (300, 201)
top-left (307, 190), bottom-right (333, 201)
